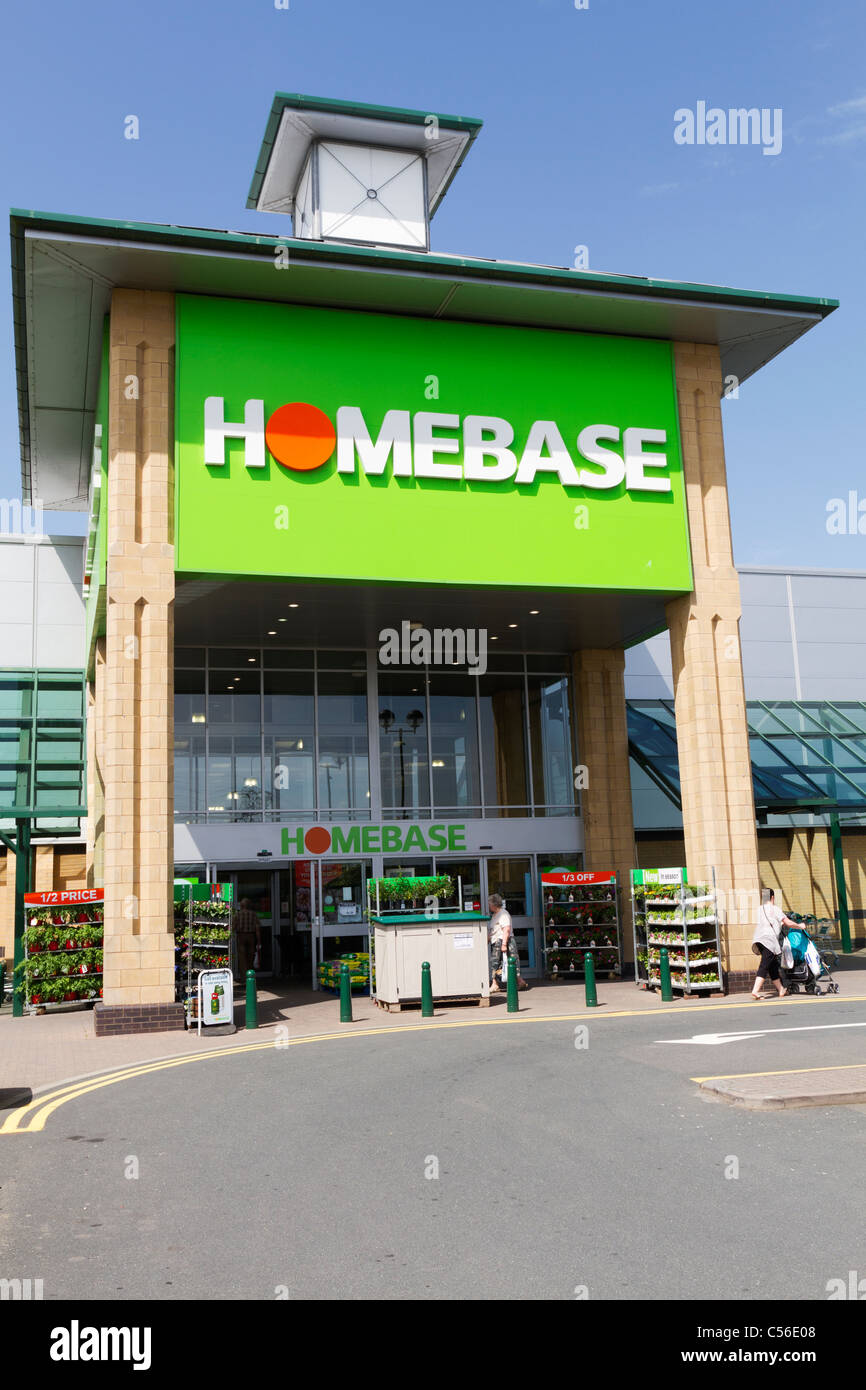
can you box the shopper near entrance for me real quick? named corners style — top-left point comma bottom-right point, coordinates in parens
top-left (488, 894), bottom-right (527, 992)
top-left (751, 888), bottom-right (798, 999)
top-left (233, 898), bottom-right (262, 982)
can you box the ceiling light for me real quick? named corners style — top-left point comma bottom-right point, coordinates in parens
top-left (277, 618), bottom-right (287, 622)
top-left (530, 610), bottom-right (539, 615)
top-left (297, 740), bottom-right (304, 750)
top-left (508, 624), bottom-right (518, 629)
top-left (244, 778), bottom-right (259, 788)
top-left (490, 636), bottom-right (498, 641)
top-left (267, 630), bottom-right (276, 636)
top-left (289, 603), bottom-right (299, 609)
top-left (248, 658), bottom-right (255, 663)
top-left (192, 714), bottom-right (206, 724)
top-left (432, 759), bottom-right (445, 768)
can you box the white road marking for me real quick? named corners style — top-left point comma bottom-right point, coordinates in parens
top-left (657, 1021), bottom-right (866, 1047)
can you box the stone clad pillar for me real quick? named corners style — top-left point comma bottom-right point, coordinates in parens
top-left (96, 289), bottom-right (181, 1034)
top-left (573, 649), bottom-right (636, 957)
top-left (666, 342), bottom-right (761, 987)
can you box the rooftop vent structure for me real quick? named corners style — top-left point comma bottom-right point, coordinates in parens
top-left (247, 93), bottom-right (482, 252)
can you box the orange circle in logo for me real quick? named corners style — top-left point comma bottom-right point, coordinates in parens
top-left (266, 402), bottom-right (336, 472)
top-left (304, 826), bottom-right (331, 855)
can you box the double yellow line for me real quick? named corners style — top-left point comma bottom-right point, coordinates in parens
top-left (4, 992), bottom-right (863, 1135)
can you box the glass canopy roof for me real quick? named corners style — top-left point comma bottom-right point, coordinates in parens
top-left (627, 700), bottom-right (866, 829)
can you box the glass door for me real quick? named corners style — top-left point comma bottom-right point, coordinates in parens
top-left (277, 863), bottom-right (316, 981)
top-left (232, 870), bottom-right (275, 976)
top-left (314, 860), bottom-right (373, 990)
top-left (485, 856), bottom-right (538, 977)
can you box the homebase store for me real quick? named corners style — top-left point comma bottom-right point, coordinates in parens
top-left (9, 92), bottom-right (838, 1033)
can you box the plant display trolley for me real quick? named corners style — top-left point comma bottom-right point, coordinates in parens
top-left (367, 873), bottom-right (488, 1012)
top-left (174, 882), bottom-right (234, 1027)
top-left (631, 867), bottom-right (722, 995)
top-left (20, 889), bottom-right (104, 1011)
top-left (540, 870), bottom-right (621, 980)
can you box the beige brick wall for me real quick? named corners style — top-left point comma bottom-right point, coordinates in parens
top-left (573, 648), bottom-right (637, 949)
top-left (99, 289), bottom-right (176, 1006)
top-left (666, 342), bottom-right (762, 975)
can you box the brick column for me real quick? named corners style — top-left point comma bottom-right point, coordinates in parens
top-left (666, 342), bottom-right (761, 988)
top-left (86, 637), bottom-right (106, 889)
top-left (33, 846), bottom-right (54, 892)
top-left (96, 289), bottom-right (182, 1035)
top-left (573, 648), bottom-right (636, 961)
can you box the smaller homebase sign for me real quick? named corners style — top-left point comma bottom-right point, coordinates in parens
top-left (283, 823), bottom-right (466, 856)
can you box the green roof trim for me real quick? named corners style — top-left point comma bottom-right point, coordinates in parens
top-left (8, 207), bottom-right (840, 316)
top-left (246, 91), bottom-right (484, 212)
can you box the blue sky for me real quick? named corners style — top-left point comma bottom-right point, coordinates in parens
top-left (1, 0), bottom-right (864, 568)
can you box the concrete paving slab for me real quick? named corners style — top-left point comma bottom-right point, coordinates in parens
top-left (699, 1064), bottom-right (866, 1109)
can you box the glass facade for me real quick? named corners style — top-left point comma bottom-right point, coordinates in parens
top-left (175, 648), bottom-right (577, 823)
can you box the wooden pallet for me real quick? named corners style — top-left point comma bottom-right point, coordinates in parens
top-left (375, 994), bottom-right (490, 1013)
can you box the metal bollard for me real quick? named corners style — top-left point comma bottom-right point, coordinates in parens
top-left (584, 951), bottom-right (598, 1008)
top-left (421, 960), bottom-right (434, 1017)
top-left (339, 962), bottom-right (353, 1023)
top-left (245, 968), bottom-right (258, 1029)
top-left (506, 951), bottom-right (519, 1013)
top-left (659, 947), bottom-right (673, 1002)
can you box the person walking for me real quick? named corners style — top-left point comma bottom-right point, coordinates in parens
top-left (233, 897), bottom-right (262, 983)
top-left (488, 893), bottom-right (528, 992)
top-left (751, 888), bottom-right (798, 999)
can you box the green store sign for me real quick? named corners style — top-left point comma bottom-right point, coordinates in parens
top-left (282, 823), bottom-right (467, 856)
top-left (175, 295), bottom-right (693, 592)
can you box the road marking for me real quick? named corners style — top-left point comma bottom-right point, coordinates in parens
top-left (659, 1021), bottom-right (866, 1047)
top-left (3, 993), bottom-right (863, 1135)
top-left (692, 1062), bottom-right (866, 1083)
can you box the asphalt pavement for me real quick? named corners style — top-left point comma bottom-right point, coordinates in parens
top-left (2, 994), bottom-right (865, 1300)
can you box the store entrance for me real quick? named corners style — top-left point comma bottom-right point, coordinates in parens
top-left (231, 870), bottom-right (275, 975)
top-left (486, 856), bottom-right (537, 975)
top-left (275, 859), bottom-right (373, 989)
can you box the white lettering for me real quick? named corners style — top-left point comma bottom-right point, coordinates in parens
top-left (623, 427), bottom-right (671, 493)
top-left (336, 407), bottom-right (412, 476)
top-left (462, 415), bottom-right (517, 482)
top-left (204, 397), bottom-right (265, 469)
top-left (412, 412), bottom-right (462, 479)
top-left (576, 424), bottom-right (625, 489)
top-left (515, 420), bottom-right (581, 486)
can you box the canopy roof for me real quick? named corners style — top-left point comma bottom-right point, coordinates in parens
top-left (10, 207), bottom-right (837, 510)
top-left (629, 699), bottom-right (866, 829)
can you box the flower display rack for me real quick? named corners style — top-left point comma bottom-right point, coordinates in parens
top-left (20, 890), bottom-right (104, 1012)
top-left (540, 870), bottom-right (622, 980)
top-left (173, 882), bottom-right (234, 1027)
top-left (631, 867), bottom-right (722, 995)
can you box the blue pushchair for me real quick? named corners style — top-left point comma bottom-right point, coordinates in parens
top-left (781, 925), bottom-right (839, 996)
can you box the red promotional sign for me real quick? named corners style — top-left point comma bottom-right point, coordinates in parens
top-left (541, 871), bottom-right (616, 886)
top-left (24, 889), bottom-right (104, 905)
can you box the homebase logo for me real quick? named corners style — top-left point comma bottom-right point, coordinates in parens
top-left (379, 621), bottom-right (487, 675)
top-left (204, 399), bottom-right (673, 493)
top-left (50, 1320), bottom-right (151, 1370)
top-left (282, 823), bottom-right (467, 855)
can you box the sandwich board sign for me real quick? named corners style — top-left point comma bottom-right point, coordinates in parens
top-left (198, 968), bottom-right (233, 1035)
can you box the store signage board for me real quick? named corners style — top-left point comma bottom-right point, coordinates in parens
top-left (198, 968), bottom-right (233, 1035)
top-left (24, 890), bottom-right (104, 905)
top-left (282, 822), bottom-right (467, 856)
top-left (175, 295), bottom-right (692, 592)
top-left (632, 867), bottom-right (688, 886)
top-left (541, 870), bottom-right (616, 886)
top-left (453, 933), bottom-right (474, 950)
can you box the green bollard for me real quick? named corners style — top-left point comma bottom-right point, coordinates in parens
top-left (421, 961), bottom-right (434, 1018)
top-left (584, 951), bottom-right (598, 1008)
top-left (339, 962), bottom-right (353, 1023)
top-left (506, 951), bottom-right (519, 1013)
top-left (245, 968), bottom-right (259, 1029)
top-left (659, 947), bottom-right (673, 1002)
